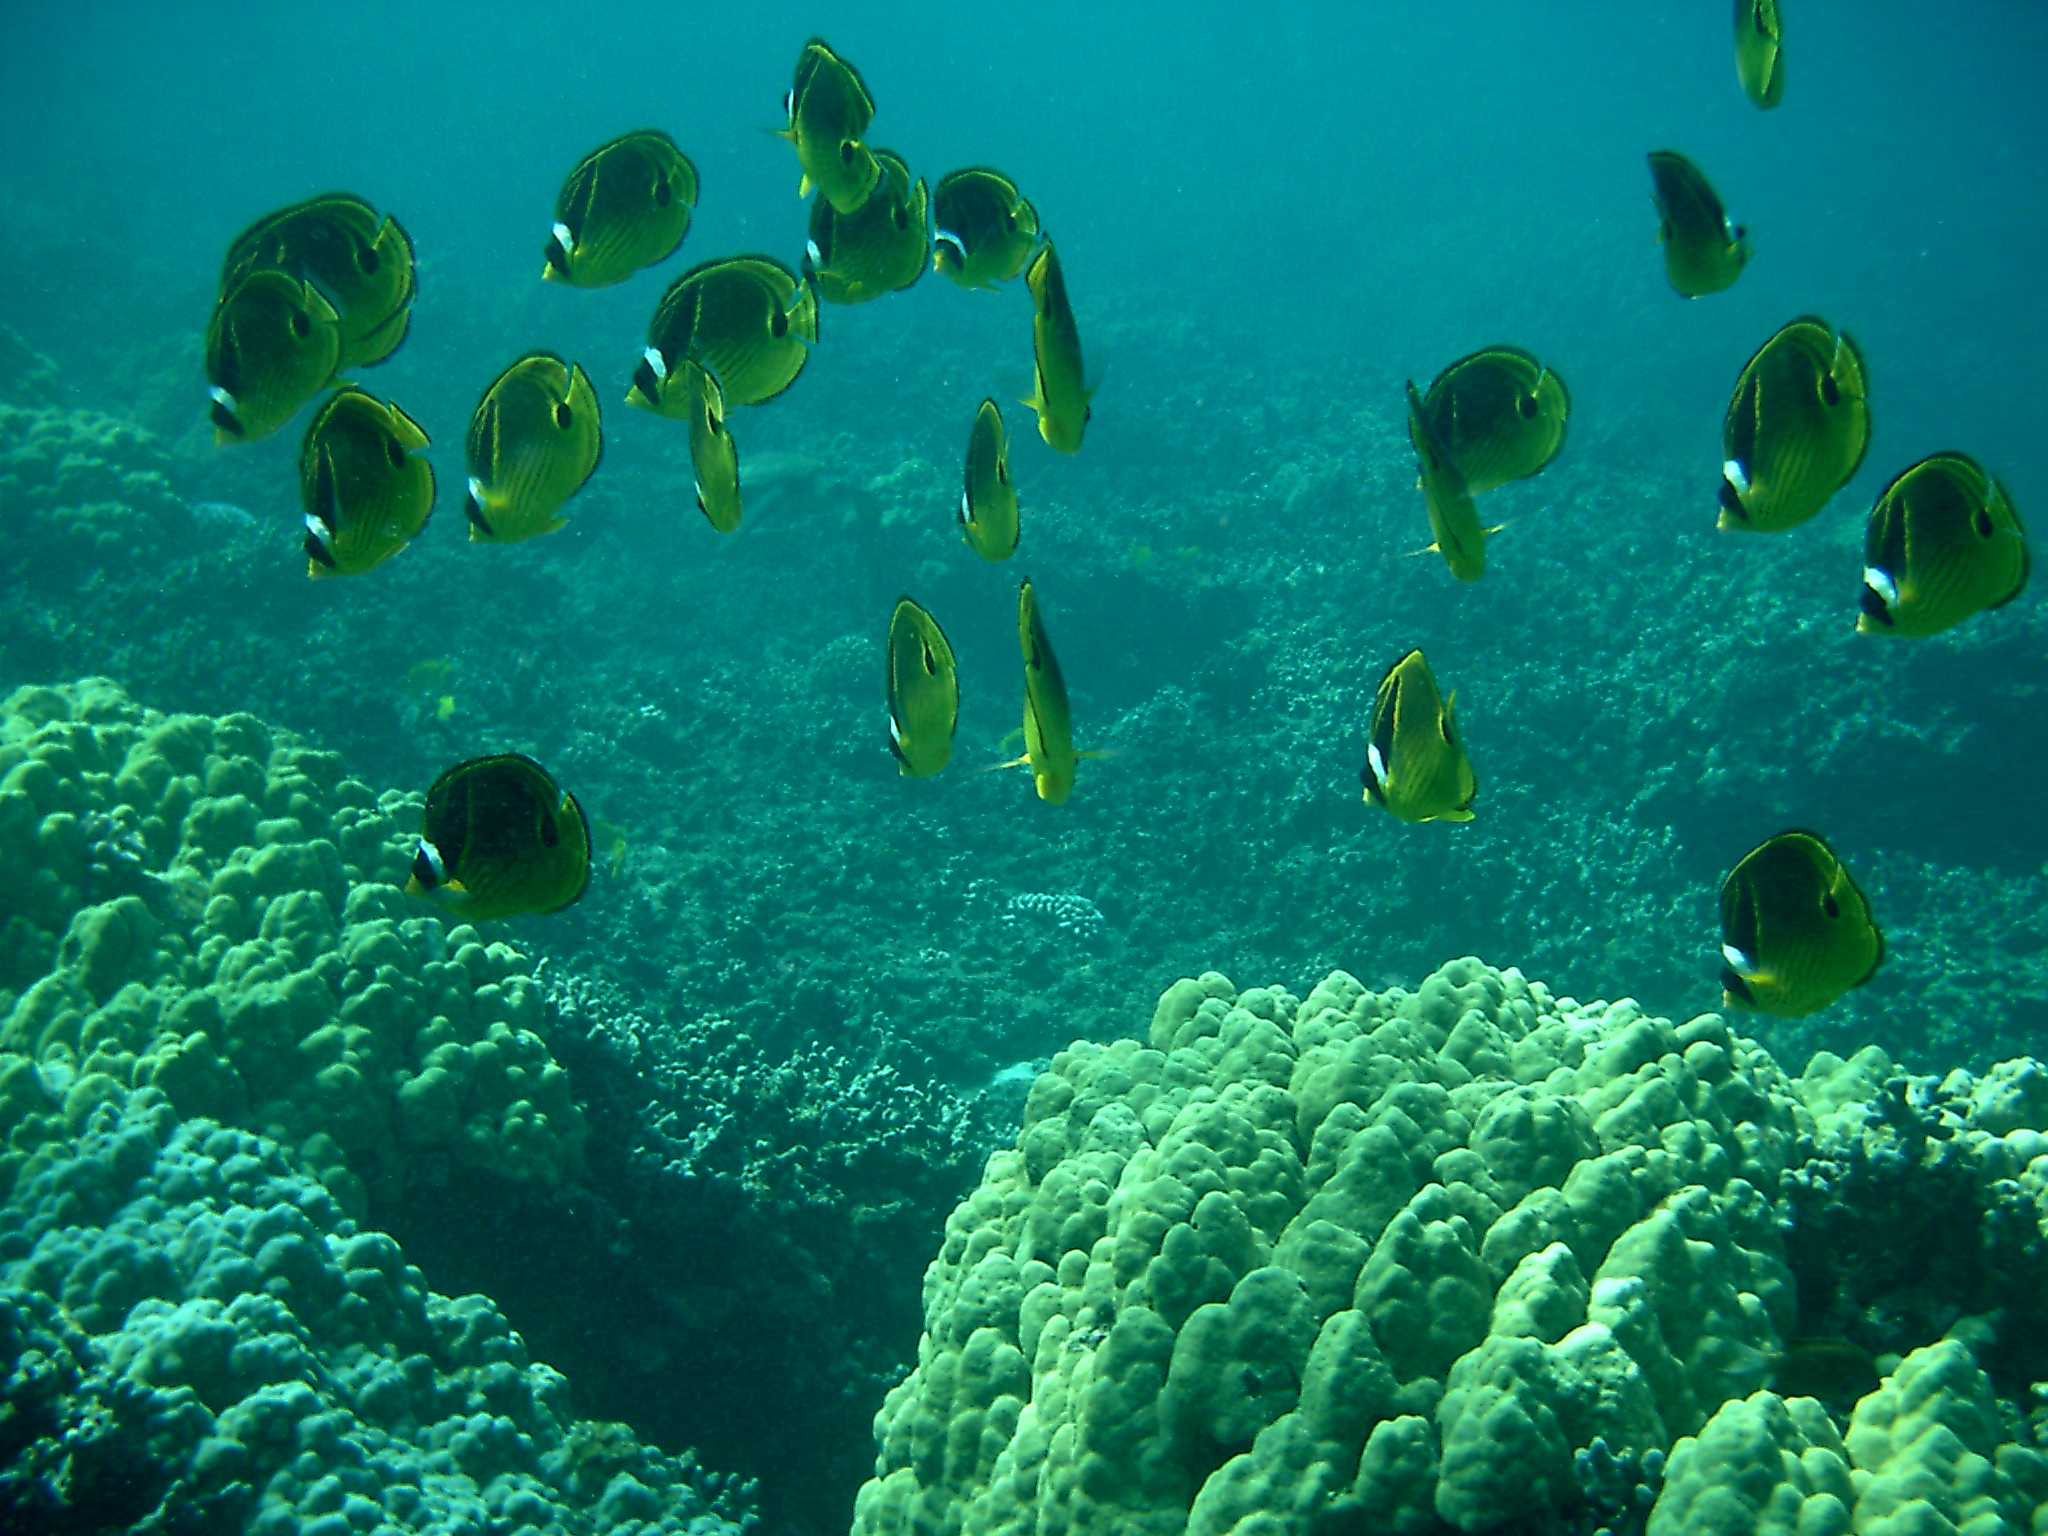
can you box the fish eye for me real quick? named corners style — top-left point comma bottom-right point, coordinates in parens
top-left (1517, 394), bottom-right (1537, 419)
top-left (839, 140), bottom-right (856, 166)
top-left (360, 247), bottom-right (381, 275)
top-left (554, 402), bottom-right (573, 430)
top-left (1974, 509), bottom-right (1995, 538)
top-left (1823, 893), bottom-right (1841, 918)
top-left (656, 181), bottom-right (673, 208)
top-left (385, 434), bottom-right (405, 468)
top-left (772, 311), bottom-right (789, 339)
top-left (1821, 376), bottom-right (1841, 407)
top-left (291, 308), bottom-right (311, 339)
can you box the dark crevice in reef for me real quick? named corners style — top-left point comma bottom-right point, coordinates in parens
top-left (373, 1005), bottom-right (974, 1536)
top-left (1779, 1076), bottom-right (2048, 1414)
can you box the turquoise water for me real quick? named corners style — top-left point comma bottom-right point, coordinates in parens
top-left (3, 4), bottom-right (2045, 1531)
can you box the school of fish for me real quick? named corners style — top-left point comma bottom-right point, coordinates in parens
top-left (199, 13), bottom-right (2025, 1017)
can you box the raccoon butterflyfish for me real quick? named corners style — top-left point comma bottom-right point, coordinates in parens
top-left (959, 398), bottom-right (1019, 562)
top-left (781, 38), bottom-right (881, 215)
top-left (220, 194), bottom-right (415, 370)
top-left (931, 167), bottom-right (1039, 289)
top-left (542, 129), bottom-right (698, 288)
top-left (1735, 0), bottom-right (1785, 109)
top-left (298, 386), bottom-right (434, 578)
top-left (1016, 578), bottom-right (1080, 803)
top-left (1414, 346), bottom-right (1569, 494)
top-left (1720, 316), bottom-right (1869, 533)
top-left (1719, 830), bottom-right (1884, 1018)
top-left (1648, 150), bottom-right (1751, 298)
top-left (885, 597), bottom-right (958, 778)
top-left (628, 255), bottom-right (819, 414)
top-left (803, 149), bottom-right (927, 305)
top-left (1857, 452), bottom-right (2028, 638)
top-left (405, 753), bottom-right (590, 922)
top-left (205, 268), bottom-right (342, 444)
top-left (1024, 240), bottom-right (1091, 454)
top-left (675, 358), bottom-right (742, 534)
top-left (464, 351), bottom-right (602, 543)
top-left (1360, 648), bottom-right (1476, 825)
top-left (1405, 380), bottom-right (1489, 582)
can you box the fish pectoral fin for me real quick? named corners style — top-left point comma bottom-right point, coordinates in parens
top-left (981, 753), bottom-right (1032, 774)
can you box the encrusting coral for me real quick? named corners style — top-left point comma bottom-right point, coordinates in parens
top-left (0, 1069), bottom-right (754, 1533)
top-left (0, 400), bottom-right (193, 584)
top-left (851, 960), bottom-right (2048, 1536)
top-left (0, 678), bottom-right (584, 1213)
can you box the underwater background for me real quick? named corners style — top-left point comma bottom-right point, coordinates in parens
top-left (2, 3), bottom-right (2045, 1533)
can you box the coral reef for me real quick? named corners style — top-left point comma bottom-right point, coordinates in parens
top-left (368, 966), bottom-right (1000, 1536)
top-left (1, 141), bottom-right (2043, 1536)
top-left (850, 959), bottom-right (2048, 1536)
top-left (1782, 1051), bottom-right (2048, 1407)
top-left (0, 678), bottom-right (586, 1213)
top-left (542, 966), bottom-right (989, 1223)
top-left (0, 1067), bottom-right (753, 1533)
top-left (1650, 1340), bottom-right (2048, 1536)
top-left (0, 676), bottom-right (1020, 1536)
top-left (0, 401), bottom-right (193, 585)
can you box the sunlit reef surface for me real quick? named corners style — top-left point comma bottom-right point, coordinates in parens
top-left (2, 4), bottom-right (2044, 1533)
